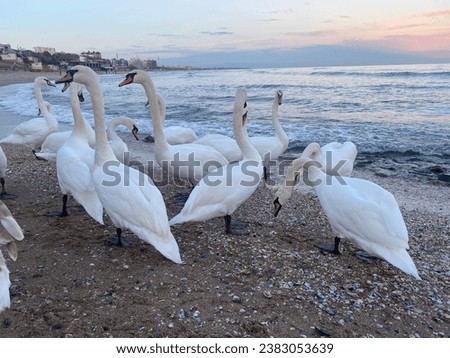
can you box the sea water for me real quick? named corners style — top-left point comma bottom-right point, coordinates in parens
top-left (1, 63), bottom-right (449, 174)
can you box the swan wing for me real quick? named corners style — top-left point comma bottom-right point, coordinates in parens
top-left (56, 143), bottom-right (103, 224)
top-left (171, 161), bottom-right (262, 224)
top-left (94, 164), bottom-right (181, 263)
top-left (0, 201), bottom-right (24, 241)
top-left (94, 164), bottom-right (171, 239)
top-left (320, 177), bottom-right (408, 250)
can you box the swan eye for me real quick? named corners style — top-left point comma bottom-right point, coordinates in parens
top-left (243, 101), bottom-right (247, 108)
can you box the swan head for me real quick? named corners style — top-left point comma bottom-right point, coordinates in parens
top-left (272, 173), bottom-right (300, 217)
top-left (35, 77), bottom-right (56, 88)
top-left (65, 82), bottom-right (85, 103)
top-left (276, 90), bottom-right (283, 105)
top-left (55, 65), bottom-right (97, 88)
top-left (118, 70), bottom-right (148, 87)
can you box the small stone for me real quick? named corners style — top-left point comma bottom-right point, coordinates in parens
top-left (232, 295), bottom-right (242, 303)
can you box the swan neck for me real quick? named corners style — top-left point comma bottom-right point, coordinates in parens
top-left (85, 76), bottom-right (115, 163)
top-left (272, 99), bottom-right (288, 144)
top-left (70, 88), bottom-right (86, 137)
top-left (234, 116), bottom-right (260, 162)
top-left (34, 80), bottom-right (46, 114)
top-left (142, 79), bottom-right (169, 150)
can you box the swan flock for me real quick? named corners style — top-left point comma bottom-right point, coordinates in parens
top-left (0, 65), bottom-right (422, 311)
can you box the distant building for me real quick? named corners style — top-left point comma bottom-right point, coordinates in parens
top-left (33, 46), bottom-right (56, 55)
top-left (0, 52), bottom-right (18, 62)
top-left (146, 59), bottom-right (157, 69)
top-left (0, 43), bottom-right (12, 53)
top-left (111, 58), bottom-right (129, 70)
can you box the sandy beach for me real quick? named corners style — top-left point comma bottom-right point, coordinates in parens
top-left (0, 70), bottom-right (449, 338)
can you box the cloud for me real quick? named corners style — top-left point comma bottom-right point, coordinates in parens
top-left (420, 8), bottom-right (450, 18)
top-left (286, 29), bottom-right (338, 38)
top-left (200, 31), bottom-right (233, 36)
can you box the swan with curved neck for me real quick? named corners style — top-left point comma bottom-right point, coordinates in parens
top-left (55, 65), bottom-right (182, 263)
top-left (119, 70), bottom-right (228, 185)
top-left (35, 85), bottom-right (95, 162)
top-left (0, 200), bottom-right (24, 312)
top-left (107, 117), bottom-right (139, 165)
top-left (0, 77), bottom-right (58, 150)
top-left (273, 142), bottom-right (420, 279)
top-left (144, 95), bottom-right (198, 145)
top-left (169, 87), bottom-right (263, 234)
top-left (249, 90), bottom-right (288, 180)
top-left (51, 82), bottom-right (104, 224)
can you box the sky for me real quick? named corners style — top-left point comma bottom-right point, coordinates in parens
top-left (2, 0), bottom-right (450, 67)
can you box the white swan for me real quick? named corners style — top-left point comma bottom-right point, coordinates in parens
top-left (34, 86), bottom-right (95, 162)
top-left (56, 65), bottom-right (182, 263)
top-left (249, 90), bottom-right (288, 180)
top-left (144, 95), bottom-right (198, 145)
top-left (313, 141), bottom-right (357, 177)
top-left (51, 82), bottom-right (103, 224)
top-left (273, 142), bottom-right (420, 280)
top-left (107, 117), bottom-right (139, 166)
top-left (119, 70), bottom-right (228, 185)
top-left (0, 77), bottom-right (58, 150)
top-left (195, 133), bottom-right (242, 163)
top-left (169, 88), bottom-right (263, 234)
top-left (0, 200), bottom-right (24, 312)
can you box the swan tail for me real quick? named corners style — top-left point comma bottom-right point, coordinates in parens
top-left (140, 230), bottom-right (183, 264)
top-left (0, 205), bottom-right (24, 241)
top-left (383, 249), bottom-right (421, 280)
top-left (73, 192), bottom-right (104, 225)
top-left (0, 260), bottom-right (11, 312)
top-left (168, 214), bottom-right (185, 227)
top-left (6, 241), bottom-right (18, 261)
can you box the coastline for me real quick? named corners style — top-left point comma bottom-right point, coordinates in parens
top-left (0, 72), bottom-right (449, 338)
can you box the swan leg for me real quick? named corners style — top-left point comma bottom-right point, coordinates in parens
top-left (107, 228), bottom-right (132, 247)
top-left (315, 237), bottom-right (341, 255)
top-left (355, 250), bottom-right (379, 263)
top-left (224, 215), bottom-right (249, 236)
top-left (32, 150), bottom-right (48, 161)
top-left (0, 178), bottom-right (16, 200)
top-left (46, 194), bottom-right (69, 217)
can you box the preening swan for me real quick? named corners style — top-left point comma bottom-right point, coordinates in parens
top-left (0, 146), bottom-right (16, 200)
top-left (169, 88), bottom-right (263, 235)
top-left (107, 117), bottom-right (139, 166)
top-left (249, 90), bottom-right (288, 181)
top-left (144, 95), bottom-right (198, 145)
top-left (56, 65), bottom-right (182, 264)
top-left (34, 86), bottom-right (95, 162)
top-left (0, 200), bottom-right (24, 312)
top-left (0, 77), bottom-right (58, 150)
top-left (314, 141), bottom-right (357, 177)
top-left (273, 142), bottom-right (420, 280)
top-left (119, 70), bottom-right (228, 185)
top-left (52, 82), bottom-right (104, 224)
